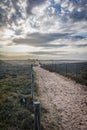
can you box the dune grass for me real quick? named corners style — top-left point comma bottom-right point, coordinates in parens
top-left (0, 62), bottom-right (33, 130)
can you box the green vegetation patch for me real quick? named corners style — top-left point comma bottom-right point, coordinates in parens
top-left (0, 62), bottom-right (33, 130)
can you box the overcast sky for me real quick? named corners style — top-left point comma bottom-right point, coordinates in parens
top-left (0, 0), bottom-right (87, 60)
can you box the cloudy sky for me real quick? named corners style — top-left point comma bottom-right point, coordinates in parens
top-left (0, 0), bottom-right (87, 60)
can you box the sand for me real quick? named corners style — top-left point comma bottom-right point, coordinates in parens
top-left (34, 66), bottom-right (87, 130)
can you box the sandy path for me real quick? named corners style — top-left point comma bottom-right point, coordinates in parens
top-left (34, 67), bottom-right (87, 130)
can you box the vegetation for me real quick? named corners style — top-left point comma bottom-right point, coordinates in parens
top-left (0, 61), bottom-right (33, 130)
top-left (0, 60), bottom-right (4, 65)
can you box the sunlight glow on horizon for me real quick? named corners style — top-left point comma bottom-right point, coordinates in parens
top-left (0, 44), bottom-right (42, 53)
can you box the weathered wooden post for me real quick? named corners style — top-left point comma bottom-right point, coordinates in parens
top-left (31, 73), bottom-right (34, 100)
top-left (31, 64), bottom-right (34, 100)
top-left (54, 64), bottom-right (56, 72)
top-left (75, 63), bottom-right (77, 79)
top-left (34, 101), bottom-right (41, 130)
top-left (66, 64), bottom-right (67, 76)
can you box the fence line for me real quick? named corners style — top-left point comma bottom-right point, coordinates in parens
top-left (30, 64), bottom-right (41, 130)
top-left (40, 62), bottom-right (87, 85)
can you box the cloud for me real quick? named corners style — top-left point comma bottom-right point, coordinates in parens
top-left (31, 51), bottom-right (57, 56)
top-left (13, 32), bottom-right (70, 48)
top-left (69, 0), bottom-right (87, 21)
top-left (0, 0), bottom-right (46, 27)
top-left (13, 32), bottom-right (87, 48)
top-left (70, 10), bottom-right (87, 21)
top-left (0, 0), bottom-right (87, 36)
top-left (75, 44), bottom-right (87, 48)
top-left (0, 0), bottom-right (87, 60)
top-left (30, 50), bottom-right (68, 56)
top-left (26, 0), bottom-right (46, 14)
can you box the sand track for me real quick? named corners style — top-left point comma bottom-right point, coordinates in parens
top-left (34, 67), bottom-right (87, 130)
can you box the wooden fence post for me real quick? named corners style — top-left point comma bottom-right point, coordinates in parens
top-left (34, 101), bottom-right (41, 130)
top-left (31, 64), bottom-right (34, 100)
top-left (75, 63), bottom-right (77, 79)
top-left (66, 64), bottom-right (67, 76)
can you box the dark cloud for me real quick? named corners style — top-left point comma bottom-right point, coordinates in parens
top-left (13, 32), bottom-right (87, 46)
top-left (50, 0), bottom-right (87, 22)
top-left (75, 44), bottom-right (87, 47)
top-left (69, 0), bottom-right (87, 21)
top-left (30, 50), bottom-right (70, 57)
top-left (31, 51), bottom-right (57, 55)
top-left (73, 35), bottom-right (87, 39)
top-left (0, 0), bottom-right (46, 27)
top-left (11, 0), bottom-right (23, 18)
top-left (0, 0), bottom-right (12, 26)
top-left (70, 9), bottom-right (87, 21)
top-left (13, 37), bottom-right (67, 47)
top-left (13, 32), bottom-right (69, 47)
top-left (14, 30), bottom-right (22, 35)
top-left (26, 0), bottom-right (46, 14)
top-left (31, 50), bottom-right (67, 56)
top-left (0, 7), bottom-right (8, 26)
top-left (71, 35), bottom-right (87, 41)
